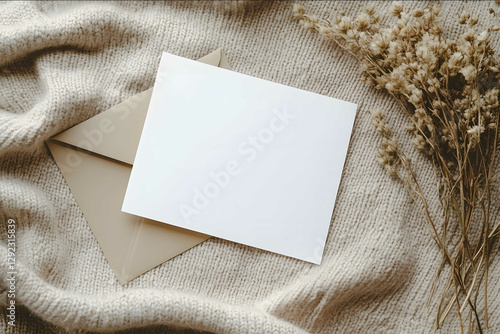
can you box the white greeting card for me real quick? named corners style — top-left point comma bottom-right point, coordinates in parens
top-left (122, 52), bottom-right (357, 264)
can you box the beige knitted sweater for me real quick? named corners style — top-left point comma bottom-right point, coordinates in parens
top-left (1, 1), bottom-right (499, 333)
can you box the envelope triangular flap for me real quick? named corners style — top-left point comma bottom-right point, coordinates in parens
top-left (47, 140), bottom-right (137, 282)
top-left (51, 49), bottom-right (228, 165)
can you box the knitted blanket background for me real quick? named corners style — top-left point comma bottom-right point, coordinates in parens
top-left (1, 1), bottom-right (499, 333)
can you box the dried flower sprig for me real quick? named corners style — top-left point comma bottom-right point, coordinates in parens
top-left (294, 2), bottom-right (500, 333)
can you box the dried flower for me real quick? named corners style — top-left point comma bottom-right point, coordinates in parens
top-left (391, 1), bottom-right (404, 18)
top-left (460, 64), bottom-right (477, 82)
top-left (294, 1), bottom-right (500, 332)
top-left (467, 124), bottom-right (485, 137)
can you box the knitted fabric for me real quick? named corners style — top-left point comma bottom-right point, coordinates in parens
top-left (0, 1), bottom-right (499, 333)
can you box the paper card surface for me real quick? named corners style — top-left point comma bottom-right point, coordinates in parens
top-left (122, 52), bottom-right (357, 264)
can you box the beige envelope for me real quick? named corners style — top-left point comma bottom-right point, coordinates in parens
top-left (47, 49), bottom-right (231, 284)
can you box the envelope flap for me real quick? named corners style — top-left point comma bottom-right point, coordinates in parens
top-left (47, 140), bottom-right (209, 284)
top-left (51, 49), bottom-right (230, 165)
top-left (51, 89), bottom-right (152, 165)
top-left (198, 48), bottom-right (222, 66)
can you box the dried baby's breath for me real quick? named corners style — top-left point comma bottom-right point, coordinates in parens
top-left (294, 2), bottom-right (500, 333)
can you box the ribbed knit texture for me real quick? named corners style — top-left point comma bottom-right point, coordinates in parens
top-left (0, 1), bottom-right (499, 333)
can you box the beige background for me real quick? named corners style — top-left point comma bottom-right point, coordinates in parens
top-left (0, 1), bottom-right (499, 333)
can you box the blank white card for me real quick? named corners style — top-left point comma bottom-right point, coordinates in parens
top-left (122, 52), bottom-right (357, 264)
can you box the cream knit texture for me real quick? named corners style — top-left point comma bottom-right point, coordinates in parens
top-left (0, 1), bottom-right (499, 333)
